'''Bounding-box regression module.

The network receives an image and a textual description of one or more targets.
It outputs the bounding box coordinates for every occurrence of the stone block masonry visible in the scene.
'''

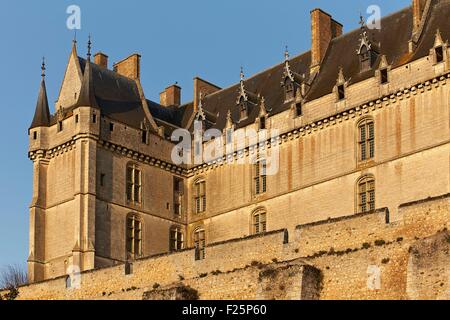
[3,194,449,300]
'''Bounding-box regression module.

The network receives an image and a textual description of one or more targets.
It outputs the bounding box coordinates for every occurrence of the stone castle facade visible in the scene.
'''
[21,0,449,299]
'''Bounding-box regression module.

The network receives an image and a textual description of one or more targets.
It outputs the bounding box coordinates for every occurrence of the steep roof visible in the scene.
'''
[30,78,51,130]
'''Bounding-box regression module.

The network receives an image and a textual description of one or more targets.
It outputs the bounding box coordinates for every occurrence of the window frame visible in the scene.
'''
[254,159,267,196]
[252,210,267,235]
[126,214,143,259]
[194,179,207,214]
[169,226,184,252]
[357,176,376,213]
[126,164,142,205]
[193,228,206,261]
[357,118,375,163]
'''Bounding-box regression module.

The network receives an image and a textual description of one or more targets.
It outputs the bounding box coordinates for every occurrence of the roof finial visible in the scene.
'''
[41,57,46,79]
[284,46,290,61]
[240,66,245,81]
[73,30,77,45]
[87,34,92,60]
[359,13,366,29]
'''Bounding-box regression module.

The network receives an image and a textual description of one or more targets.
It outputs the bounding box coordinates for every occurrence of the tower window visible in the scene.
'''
[357,176,376,213]
[358,119,375,162]
[380,69,389,84]
[252,211,267,235]
[126,215,142,258]
[100,173,105,187]
[126,165,142,204]
[436,46,444,63]
[194,180,206,214]
[170,226,184,252]
[92,114,97,123]
[33,131,37,140]
[75,115,79,123]
[58,121,63,132]
[337,85,345,100]
[254,160,267,195]
[194,228,206,261]
[109,123,114,132]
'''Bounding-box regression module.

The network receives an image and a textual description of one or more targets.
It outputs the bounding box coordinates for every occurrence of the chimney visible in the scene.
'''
[310,8,343,74]
[193,77,221,112]
[113,53,141,80]
[412,0,428,34]
[94,52,108,69]
[160,84,181,107]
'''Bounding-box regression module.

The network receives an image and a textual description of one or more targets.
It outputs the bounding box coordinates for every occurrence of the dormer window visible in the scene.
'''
[360,46,371,71]
[285,78,295,101]
[295,102,303,117]
[58,121,63,132]
[239,98,248,121]
[380,68,389,84]
[141,129,148,144]
[338,85,346,100]
[259,116,266,130]
[435,46,444,63]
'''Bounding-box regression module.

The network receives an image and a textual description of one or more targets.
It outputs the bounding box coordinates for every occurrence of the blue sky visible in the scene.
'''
[0,0,410,268]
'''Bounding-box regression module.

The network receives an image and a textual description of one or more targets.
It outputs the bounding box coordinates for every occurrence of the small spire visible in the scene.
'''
[87,34,92,60]
[284,46,290,61]
[41,57,46,79]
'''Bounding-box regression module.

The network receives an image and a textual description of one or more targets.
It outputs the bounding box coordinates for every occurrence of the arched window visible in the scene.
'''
[252,210,267,235]
[126,214,143,259]
[126,164,142,204]
[170,226,184,252]
[194,179,206,214]
[357,176,375,213]
[194,228,206,260]
[254,160,267,195]
[358,118,375,162]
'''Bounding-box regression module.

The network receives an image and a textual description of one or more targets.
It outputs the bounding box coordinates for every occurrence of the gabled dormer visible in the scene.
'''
[256,97,270,130]
[194,92,216,131]
[236,67,258,122]
[430,29,448,66]
[335,67,347,102]
[357,16,379,72]
[281,48,304,102]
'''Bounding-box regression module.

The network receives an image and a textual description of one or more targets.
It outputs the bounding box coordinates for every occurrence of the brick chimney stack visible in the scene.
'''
[310,8,343,74]
[412,0,428,34]
[160,84,181,107]
[113,53,141,80]
[94,52,108,69]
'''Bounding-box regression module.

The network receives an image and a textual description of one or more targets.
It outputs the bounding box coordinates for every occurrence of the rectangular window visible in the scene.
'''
[75,115,79,123]
[436,46,444,63]
[194,230,206,261]
[126,166,142,204]
[173,177,184,217]
[92,114,97,124]
[170,228,184,252]
[296,103,303,117]
[226,129,233,144]
[358,120,375,162]
[141,130,148,144]
[338,85,345,100]
[109,123,114,132]
[100,173,105,187]
[195,181,206,214]
[380,69,389,84]
[33,131,37,140]
[126,217,142,258]
[254,161,267,195]
[58,121,63,132]
[259,117,266,130]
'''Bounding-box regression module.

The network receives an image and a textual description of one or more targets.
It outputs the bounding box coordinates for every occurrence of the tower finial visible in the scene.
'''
[41,57,46,79]
[87,34,92,60]
[359,13,366,29]
[240,66,245,81]
[73,30,77,45]
[284,46,289,61]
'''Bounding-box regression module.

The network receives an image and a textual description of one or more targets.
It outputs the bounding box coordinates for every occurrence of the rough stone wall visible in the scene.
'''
[6,195,449,300]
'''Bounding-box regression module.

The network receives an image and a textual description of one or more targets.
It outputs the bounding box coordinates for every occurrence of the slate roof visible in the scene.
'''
[37,0,450,135]
[30,78,51,130]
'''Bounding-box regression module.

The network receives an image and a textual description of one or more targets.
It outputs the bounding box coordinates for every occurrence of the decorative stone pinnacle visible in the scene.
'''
[41,57,46,79]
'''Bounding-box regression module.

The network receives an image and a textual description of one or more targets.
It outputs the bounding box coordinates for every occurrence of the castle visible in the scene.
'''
[18,0,449,300]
